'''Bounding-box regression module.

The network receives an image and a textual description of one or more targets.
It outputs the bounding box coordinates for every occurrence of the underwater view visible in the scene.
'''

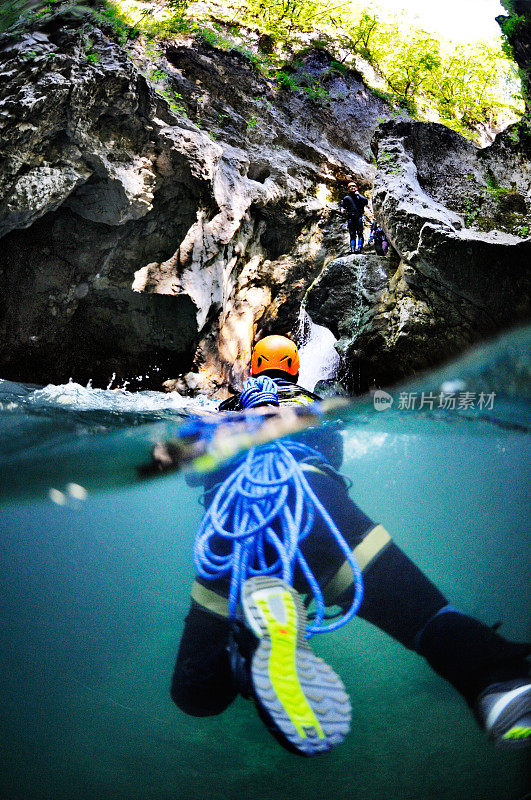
[1,326,529,800]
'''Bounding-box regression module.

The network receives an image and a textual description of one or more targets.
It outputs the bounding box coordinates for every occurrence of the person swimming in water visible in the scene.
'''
[169,335,531,756]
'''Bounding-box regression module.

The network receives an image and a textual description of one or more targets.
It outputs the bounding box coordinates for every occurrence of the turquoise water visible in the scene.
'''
[1,328,530,800]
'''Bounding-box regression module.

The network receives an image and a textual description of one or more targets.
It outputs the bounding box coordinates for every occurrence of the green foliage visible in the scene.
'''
[197,25,225,46]
[342,10,378,63]
[463,197,481,227]
[82,32,100,62]
[499,11,526,59]
[231,44,269,72]
[148,67,167,81]
[144,60,187,115]
[98,0,191,41]
[0,0,94,35]
[461,169,527,232]
[340,10,524,140]
[378,151,394,164]
[0,0,40,33]
[330,60,347,74]
[277,69,299,90]
[484,172,511,201]
[242,0,345,44]
[92,2,134,44]
[4,0,522,143]
[377,148,402,175]
[160,85,186,114]
[275,67,330,102]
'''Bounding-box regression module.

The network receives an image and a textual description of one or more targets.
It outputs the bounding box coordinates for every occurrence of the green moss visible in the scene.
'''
[484,171,512,201]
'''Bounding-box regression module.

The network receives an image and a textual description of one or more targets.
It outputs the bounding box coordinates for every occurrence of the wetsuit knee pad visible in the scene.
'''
[333,540,448,648]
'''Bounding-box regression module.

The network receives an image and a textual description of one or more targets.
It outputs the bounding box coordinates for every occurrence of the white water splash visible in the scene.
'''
[351,256,368,334]
[297,309,340,392]
[28,379,219,413]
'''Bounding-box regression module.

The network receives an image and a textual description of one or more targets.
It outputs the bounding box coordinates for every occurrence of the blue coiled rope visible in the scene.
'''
[194,438,364,638]
[240,375,280,409]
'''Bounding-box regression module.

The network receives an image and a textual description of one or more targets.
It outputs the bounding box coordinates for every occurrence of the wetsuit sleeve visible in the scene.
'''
[170,600,237,716]
[341,196,353,214]
[217,393,241,411]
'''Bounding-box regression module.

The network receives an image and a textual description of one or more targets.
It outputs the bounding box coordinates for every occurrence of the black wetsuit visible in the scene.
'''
[370,221,389,256]
[341,191,368,250]
[171,380,529,719]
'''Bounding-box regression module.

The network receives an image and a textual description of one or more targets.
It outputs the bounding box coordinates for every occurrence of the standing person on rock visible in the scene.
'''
[341,182,369,253]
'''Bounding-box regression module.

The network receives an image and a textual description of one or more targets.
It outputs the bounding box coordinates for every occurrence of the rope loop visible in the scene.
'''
[194,440,363,638]
[240,376,279,410]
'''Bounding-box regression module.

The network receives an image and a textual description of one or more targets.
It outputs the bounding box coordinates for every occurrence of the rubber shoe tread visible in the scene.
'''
[476,680,531,749]
[242,576,351,756]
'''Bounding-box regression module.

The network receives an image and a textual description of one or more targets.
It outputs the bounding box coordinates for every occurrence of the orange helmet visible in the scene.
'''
[251,335,300,377]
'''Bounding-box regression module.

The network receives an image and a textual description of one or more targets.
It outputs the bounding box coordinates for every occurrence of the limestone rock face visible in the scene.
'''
[0,9,529,394]
[0,12,389,391]
[305,254,391,341]
[0,20,211,386]
[305,253,393,390]
[332,119,531,390]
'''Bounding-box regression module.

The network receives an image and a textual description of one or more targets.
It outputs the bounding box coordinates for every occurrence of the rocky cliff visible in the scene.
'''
[307,119,530,390]
[0,8,395,392]
[0,5,529,395]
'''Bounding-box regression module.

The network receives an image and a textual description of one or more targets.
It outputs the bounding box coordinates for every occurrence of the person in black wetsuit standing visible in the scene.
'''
[341,182,368,253]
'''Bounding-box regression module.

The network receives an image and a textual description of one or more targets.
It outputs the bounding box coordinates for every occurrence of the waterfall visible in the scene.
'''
[351,256,368,334]
[297,309,340,392]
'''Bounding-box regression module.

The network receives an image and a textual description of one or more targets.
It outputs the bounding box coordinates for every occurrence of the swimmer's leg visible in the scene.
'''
[170,601,237,716]
[328,535,530,747]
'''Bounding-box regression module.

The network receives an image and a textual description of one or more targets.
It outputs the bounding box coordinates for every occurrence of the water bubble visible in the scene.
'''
[440,379,466,394]
[66,483,88,500]
[48,488,66,505]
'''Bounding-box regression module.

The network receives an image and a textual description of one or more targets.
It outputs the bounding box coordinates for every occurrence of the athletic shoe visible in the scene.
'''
[475,679,531,748]
[241,576,351,756]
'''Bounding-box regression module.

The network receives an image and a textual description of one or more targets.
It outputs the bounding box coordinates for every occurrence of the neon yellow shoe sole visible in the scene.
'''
[241,576,351,756]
